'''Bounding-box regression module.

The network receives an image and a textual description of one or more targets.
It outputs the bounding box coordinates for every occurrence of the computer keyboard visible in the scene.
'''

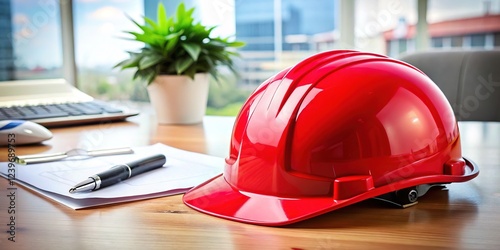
[0,101,138,127]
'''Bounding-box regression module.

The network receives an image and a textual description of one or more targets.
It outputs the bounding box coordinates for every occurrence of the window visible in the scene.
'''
[432,37,444,47]
[0,1,14,81]
[450,36,463,47]
[470,34,486,47]
[380,0,500,57]
[495,32,500,46]
[357,0,416,57]
[0,0,63,81]
[236,0,336,88]
[398,38,408,52]
[73,0,145,101]
[74,3,141,69]
[4,0,498,117]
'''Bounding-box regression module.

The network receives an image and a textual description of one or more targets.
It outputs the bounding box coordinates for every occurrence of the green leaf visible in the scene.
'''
[208,68,219,82]
[210,50,231,65]
[184,65,197,79]
[114,57,138,69]
[116,2,246,84]
[126,31,154,44]
[138,54,163,70]
[206,26,216,34]
[205,40,226,50]
[164,63,177,75]
[162,31,182,55]
[114,51,143,69]
[185,7,195,21]
[164,39,178,55]
[125,14,152,34]
[176,3,186,23]
[132,69,141,80]
[144,68,157,85]
[144,16,158,29]
[174,57,194,74]
[166,17,174,31]
[182,8,195,26]
[227,41,246,47]
[157,2,168,35]
[181,43,201,61]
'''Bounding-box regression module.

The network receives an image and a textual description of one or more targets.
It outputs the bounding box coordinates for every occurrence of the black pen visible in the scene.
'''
[69,154,166,193]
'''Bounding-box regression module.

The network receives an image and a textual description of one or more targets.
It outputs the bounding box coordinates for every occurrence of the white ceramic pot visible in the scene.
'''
[147,73,209,124]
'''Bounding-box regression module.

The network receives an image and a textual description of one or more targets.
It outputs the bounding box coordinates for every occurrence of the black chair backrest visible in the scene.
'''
[399,49,500,121]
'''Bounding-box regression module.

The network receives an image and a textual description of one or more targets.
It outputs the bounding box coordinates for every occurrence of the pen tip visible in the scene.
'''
[69,188,76,194]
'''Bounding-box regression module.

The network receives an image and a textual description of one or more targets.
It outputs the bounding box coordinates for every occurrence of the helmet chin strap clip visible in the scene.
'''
[374,184,448,208]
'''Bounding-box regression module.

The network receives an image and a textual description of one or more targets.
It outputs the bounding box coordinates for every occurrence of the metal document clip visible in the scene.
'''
[15,147,134,165]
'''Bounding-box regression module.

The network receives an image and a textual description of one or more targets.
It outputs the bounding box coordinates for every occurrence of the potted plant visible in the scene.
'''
[115,2,244,124]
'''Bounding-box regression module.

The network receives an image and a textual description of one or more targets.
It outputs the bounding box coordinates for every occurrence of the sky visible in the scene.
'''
[11,0,64,69]
[9,0,500,69]
[73,0,144,69]
[11,0,144,69]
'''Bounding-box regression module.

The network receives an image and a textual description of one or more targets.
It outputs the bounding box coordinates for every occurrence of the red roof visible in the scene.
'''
[384,14,500,40]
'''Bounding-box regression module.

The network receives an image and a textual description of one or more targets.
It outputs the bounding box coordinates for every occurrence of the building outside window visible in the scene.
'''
[2,0,500,116]
[451,35,463,47]
[470,34,486,47]
[383,0,500,57]
[432,37,443,47]
[0,0,14,81]
[73,0,145,102]
[1,0,63,81]
[235,0,336,88]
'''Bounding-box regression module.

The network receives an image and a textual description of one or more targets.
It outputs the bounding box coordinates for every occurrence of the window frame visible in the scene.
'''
[60,0,77,87]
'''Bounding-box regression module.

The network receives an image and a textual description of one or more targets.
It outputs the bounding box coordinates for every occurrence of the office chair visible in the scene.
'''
[399,49,500,121]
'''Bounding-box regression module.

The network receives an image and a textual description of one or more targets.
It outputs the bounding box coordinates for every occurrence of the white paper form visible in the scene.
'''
[0,143,224,209]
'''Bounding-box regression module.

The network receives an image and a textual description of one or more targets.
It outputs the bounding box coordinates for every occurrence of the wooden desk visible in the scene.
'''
[1,114,499,249]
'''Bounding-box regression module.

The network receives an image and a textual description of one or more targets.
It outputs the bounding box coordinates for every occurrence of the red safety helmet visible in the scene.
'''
[183,50,479,226]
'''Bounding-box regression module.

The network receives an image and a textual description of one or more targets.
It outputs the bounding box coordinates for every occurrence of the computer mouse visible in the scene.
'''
[0,120,53,146]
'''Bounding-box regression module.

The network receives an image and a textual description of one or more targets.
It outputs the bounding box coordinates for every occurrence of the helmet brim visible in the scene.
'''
[183,174,344,226]
[183,158,479,226]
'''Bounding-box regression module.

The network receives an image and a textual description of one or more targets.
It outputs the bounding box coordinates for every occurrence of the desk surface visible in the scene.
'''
[1,114,499,249]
